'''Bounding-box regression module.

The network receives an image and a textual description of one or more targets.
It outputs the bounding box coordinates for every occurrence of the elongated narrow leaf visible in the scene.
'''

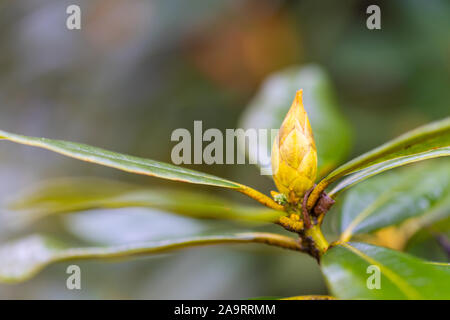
[239,65,352,177]
[321,242,450,299]
[308,117,450,208]
[0,129,283,210]
[329,147,450,197]
[338,161,450,242]
[0,232,301,283]
[7,178,283,224]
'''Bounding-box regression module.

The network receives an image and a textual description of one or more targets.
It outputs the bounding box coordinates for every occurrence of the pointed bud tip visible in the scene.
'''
[293,90,303,108]
[291,90,306,116]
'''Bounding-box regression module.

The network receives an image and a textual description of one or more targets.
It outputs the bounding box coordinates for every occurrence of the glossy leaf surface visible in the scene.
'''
[321,242,450,299]
[0,129,282,210]
[308,117,450,209]
[338,161,450,242]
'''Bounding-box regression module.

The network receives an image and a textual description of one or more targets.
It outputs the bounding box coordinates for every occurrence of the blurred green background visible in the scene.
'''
[0,0,449,299]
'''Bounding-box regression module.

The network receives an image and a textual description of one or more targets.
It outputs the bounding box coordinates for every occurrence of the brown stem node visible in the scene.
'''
[313,192,335,217]
[301,186,315,229]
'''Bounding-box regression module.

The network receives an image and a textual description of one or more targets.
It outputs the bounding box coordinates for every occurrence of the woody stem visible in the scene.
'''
[304,225,329,257]
[301,187,314,229]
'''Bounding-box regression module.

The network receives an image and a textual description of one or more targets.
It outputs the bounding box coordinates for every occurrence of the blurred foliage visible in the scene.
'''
[0,0,449,298]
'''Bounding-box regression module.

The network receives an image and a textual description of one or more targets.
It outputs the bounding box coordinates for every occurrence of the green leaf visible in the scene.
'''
[0,232,301,283]
[0,129,283,211]
[329,147,450,197]
[239,64,352,177]
[338,161,450,242]
[321,242,450,299]
[405,228,450,262]
[403,216,450,261]
[8,178,284,224]
[308,117,450,209]
[0,130,239,187]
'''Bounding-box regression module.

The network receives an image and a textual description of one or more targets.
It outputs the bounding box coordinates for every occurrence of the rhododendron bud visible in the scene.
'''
[272,90,317,203]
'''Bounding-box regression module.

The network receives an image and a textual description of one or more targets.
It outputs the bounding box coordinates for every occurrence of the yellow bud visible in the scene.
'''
[271,90,317,203]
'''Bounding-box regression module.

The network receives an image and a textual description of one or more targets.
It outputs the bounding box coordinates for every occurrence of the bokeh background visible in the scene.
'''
[0,0,449,299]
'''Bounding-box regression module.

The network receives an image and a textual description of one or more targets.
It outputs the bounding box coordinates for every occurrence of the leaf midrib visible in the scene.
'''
[340,175,417,241]
[0,130,240,188]
[326,118,450,182]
